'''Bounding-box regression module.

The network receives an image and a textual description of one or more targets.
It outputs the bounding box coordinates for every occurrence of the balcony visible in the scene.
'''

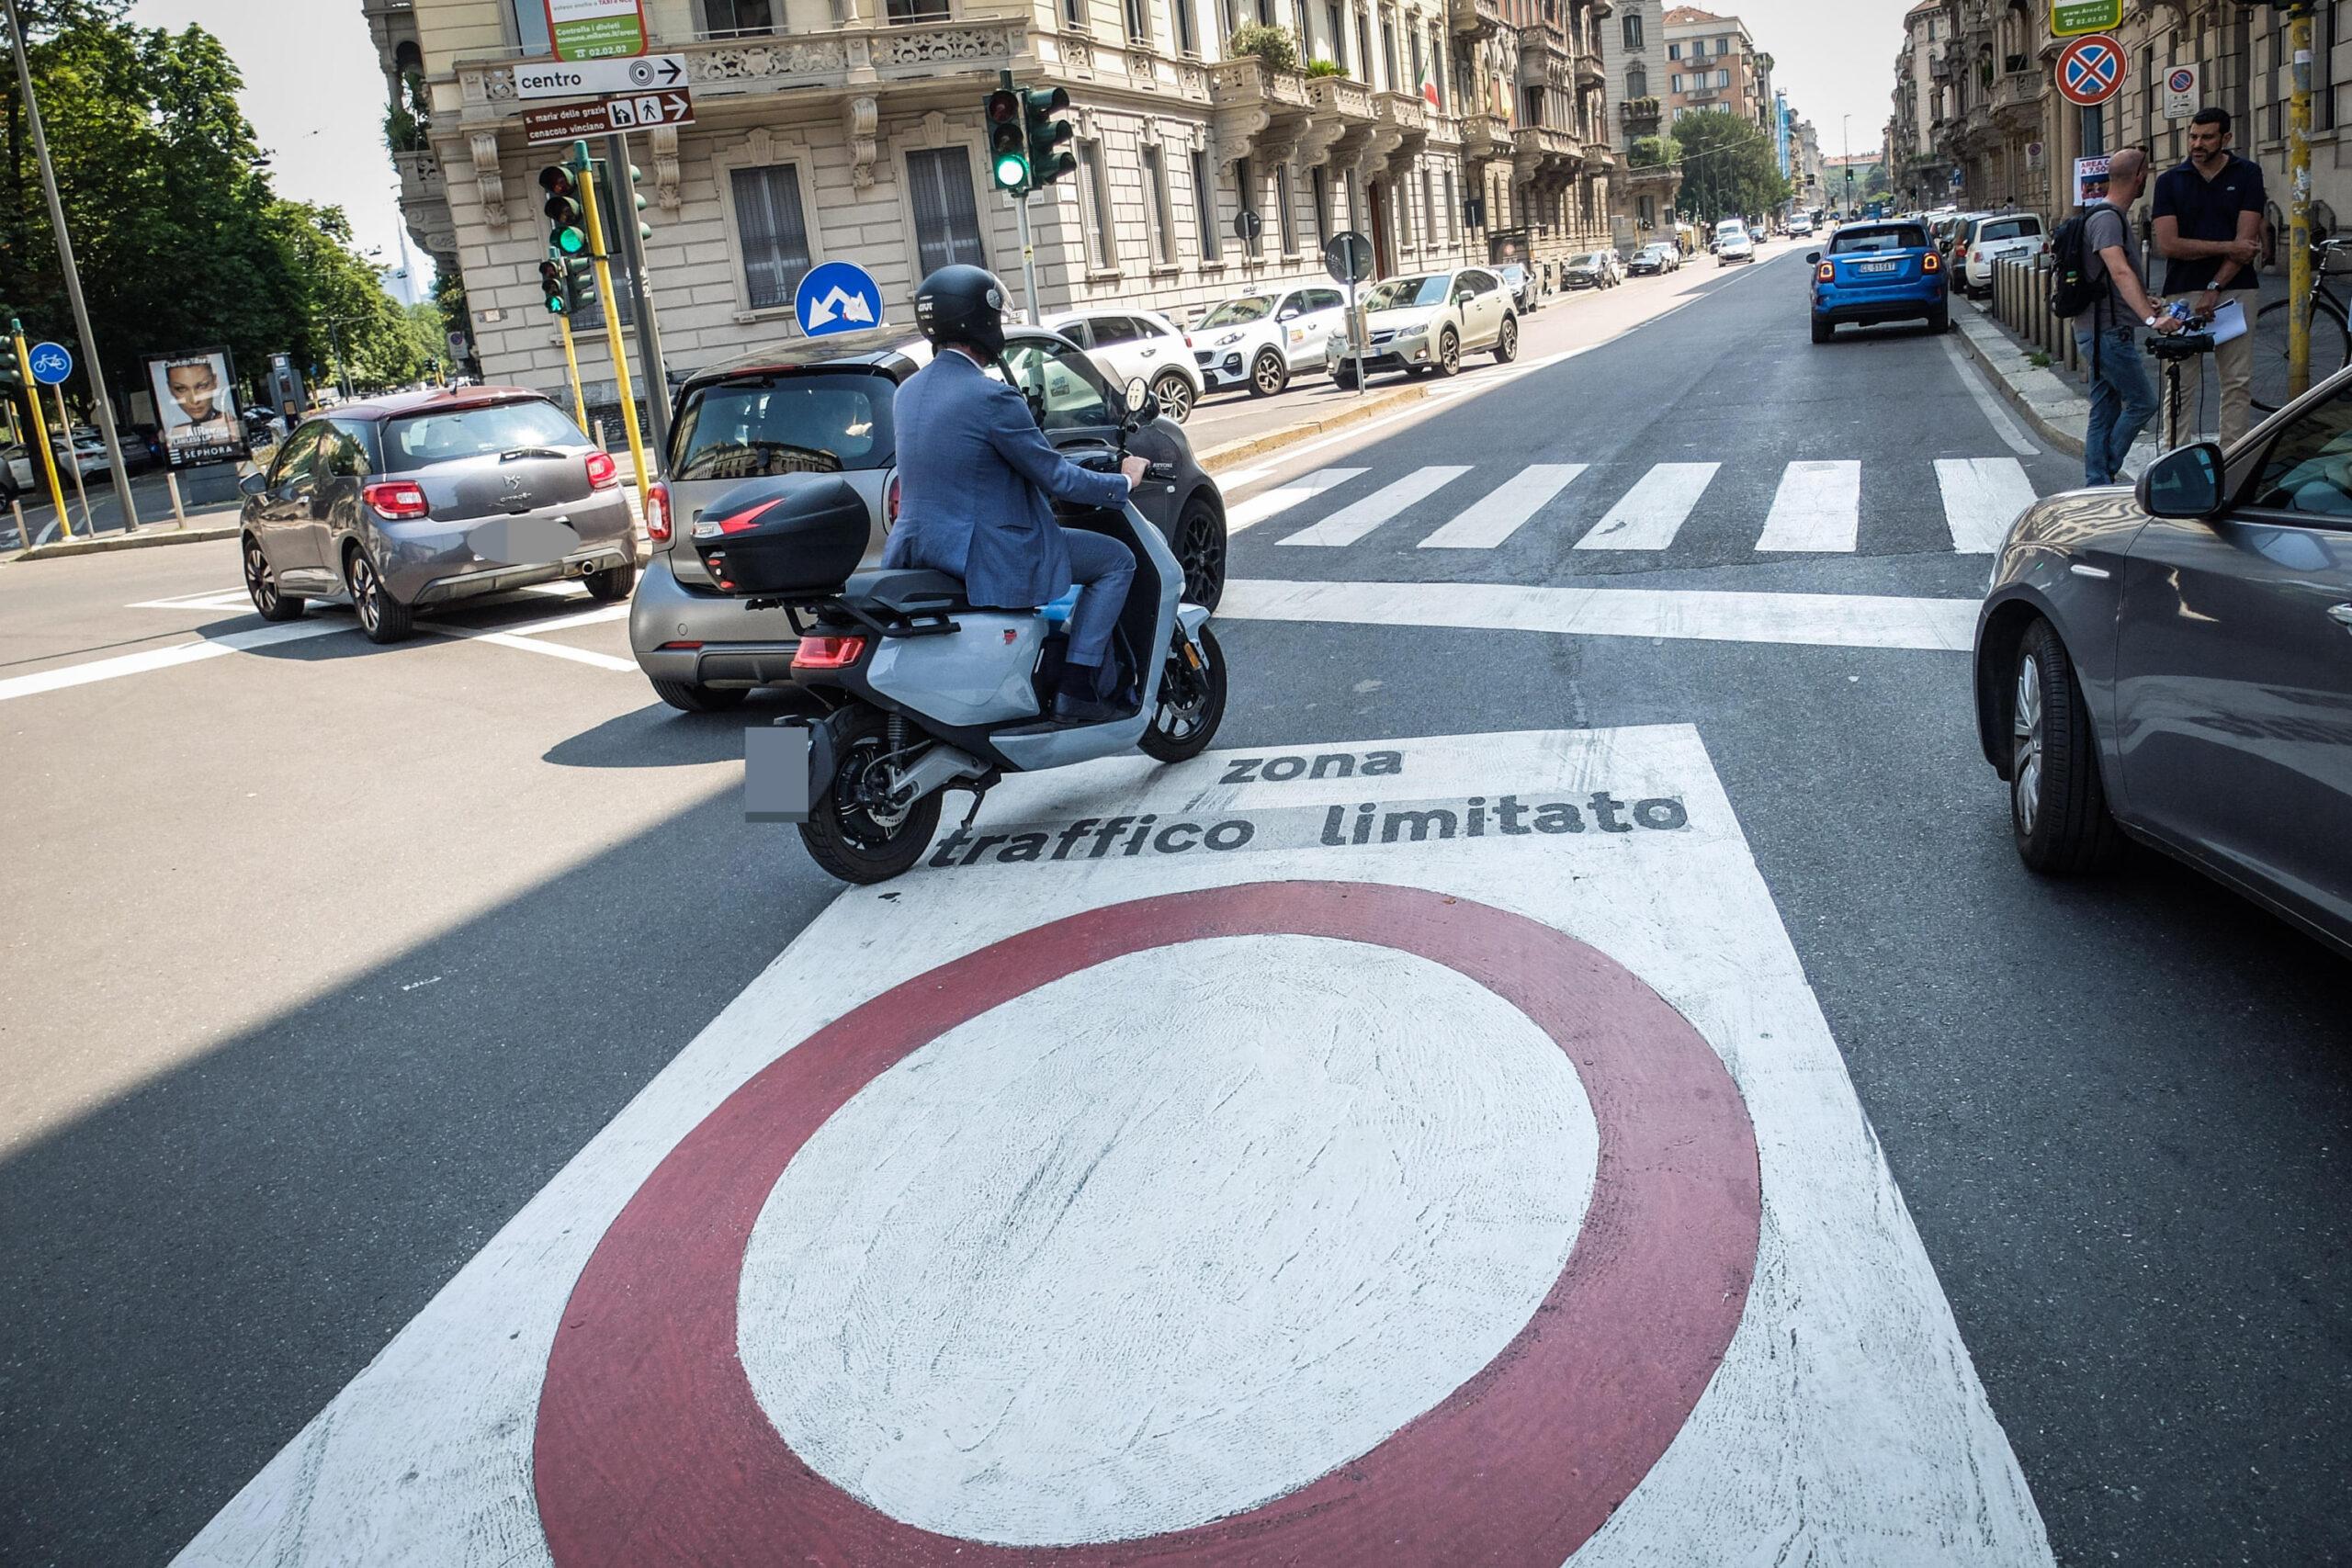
[1513,123,1584,186]
[1450,0,1504,37]
[1461,108,1511,162]
[1619,94,1660,133]
[1989,68,2039,124]
[1300,75,1374,165]
[1518,29,1569,88]
[1575,55,1604,89]
[1208,56,1315,164]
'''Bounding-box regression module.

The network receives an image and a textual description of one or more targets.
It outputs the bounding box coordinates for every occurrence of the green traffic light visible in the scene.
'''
[993,152,1030,190]
[556,226,587,254]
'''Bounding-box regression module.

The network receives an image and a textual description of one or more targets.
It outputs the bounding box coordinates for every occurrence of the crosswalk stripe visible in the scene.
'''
[1417,464,1588,549]
[1226,468,1365,536]
[1572,463,1721,551]
[1279,466,1472,547]
[1754,460,1862,553]
[1936,457,2038,553]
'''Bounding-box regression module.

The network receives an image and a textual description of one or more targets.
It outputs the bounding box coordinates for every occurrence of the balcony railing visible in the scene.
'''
[1449,0,1504,35]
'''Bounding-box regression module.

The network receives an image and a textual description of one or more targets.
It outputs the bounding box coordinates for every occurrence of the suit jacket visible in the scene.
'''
[881,350,1131,608]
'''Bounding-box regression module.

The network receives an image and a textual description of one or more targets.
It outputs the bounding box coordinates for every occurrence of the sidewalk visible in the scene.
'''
[1951,297,2174,479]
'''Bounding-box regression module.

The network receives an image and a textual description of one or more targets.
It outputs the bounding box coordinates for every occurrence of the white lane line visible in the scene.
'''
[1417,465,1587,549]
[1572,462,1722,551]
[1754,460,1862,553]
[418,623,638,671]
[1226,468,1365,535]
[0,620,349,702]
[1936,457,2040,554]
[1212,464,1277,491]
[1278,465,1471,547]
[1218,578,1977,652]
[128,589,254,609]
[492,603,632,638]
[1939,333,2041,457]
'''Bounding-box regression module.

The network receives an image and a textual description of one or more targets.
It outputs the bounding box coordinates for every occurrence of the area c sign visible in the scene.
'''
[2051,0,2121,39]
[545,0,646,62]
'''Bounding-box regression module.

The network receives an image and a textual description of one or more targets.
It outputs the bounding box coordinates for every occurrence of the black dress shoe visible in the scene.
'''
[1052,692,1126,724]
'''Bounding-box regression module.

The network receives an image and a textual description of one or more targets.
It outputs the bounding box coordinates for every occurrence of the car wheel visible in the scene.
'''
[1173,491,1227,610]
[583,561,638,603]
[1811,316,1834,344]
[1494,314,1520,365]
[1434,328,1462,377]
[1151,370,1196,423]
[243,534,307,622]
[1248,350,1287,398]
[1332,364,1359,391]
[2009,619,2122,874]
[650,676,747,713]
[1929,306,1951,334]
[345,544,413,644]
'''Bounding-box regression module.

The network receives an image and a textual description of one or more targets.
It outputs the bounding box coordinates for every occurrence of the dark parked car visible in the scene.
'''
[1973,375,2352,960]
[237,387,637,644]
[629,326,1229,713]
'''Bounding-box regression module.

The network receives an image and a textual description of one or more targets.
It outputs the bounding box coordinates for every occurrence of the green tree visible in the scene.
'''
[1668,107,1791,223]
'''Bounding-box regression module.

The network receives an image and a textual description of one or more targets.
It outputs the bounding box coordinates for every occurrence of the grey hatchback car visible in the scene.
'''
[237,388,637,643]
[1973,368,2352,961]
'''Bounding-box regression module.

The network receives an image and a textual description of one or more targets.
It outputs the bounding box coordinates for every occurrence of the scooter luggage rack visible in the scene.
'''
[742,588,962,640]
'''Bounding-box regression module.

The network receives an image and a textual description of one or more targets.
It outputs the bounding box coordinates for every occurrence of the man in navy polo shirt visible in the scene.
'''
[2153,106,2266,444]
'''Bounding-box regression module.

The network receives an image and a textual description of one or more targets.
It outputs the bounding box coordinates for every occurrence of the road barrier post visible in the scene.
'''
[8,497,24,549]
[164,468,187,528]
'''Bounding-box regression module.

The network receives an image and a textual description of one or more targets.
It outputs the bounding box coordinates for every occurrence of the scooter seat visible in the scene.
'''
[838,568,968,614]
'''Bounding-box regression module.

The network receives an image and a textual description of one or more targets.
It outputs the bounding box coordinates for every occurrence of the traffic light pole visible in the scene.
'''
[555,313,588,432]
[606,131,670,465]
[2290,1,2315,400]
[572,145,651,501]
[3,0,136,530]
[1015,194,1042,326]
[11,326,70,537]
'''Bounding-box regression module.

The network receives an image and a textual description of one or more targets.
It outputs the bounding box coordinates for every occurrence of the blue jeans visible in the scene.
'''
[1061,529,1136,674]
[2075,325,2159,487]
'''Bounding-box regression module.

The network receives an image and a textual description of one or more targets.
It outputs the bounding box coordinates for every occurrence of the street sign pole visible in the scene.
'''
[606,130,670,465]
[1015,195,1041,327]
[10,326,69,537]
[2,0,136,530]
[51,380,89,532]
[573,143,651,500]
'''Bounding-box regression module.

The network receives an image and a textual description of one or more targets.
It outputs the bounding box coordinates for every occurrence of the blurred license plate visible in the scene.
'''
[744,724,813,823]
[1858,260,1898,275]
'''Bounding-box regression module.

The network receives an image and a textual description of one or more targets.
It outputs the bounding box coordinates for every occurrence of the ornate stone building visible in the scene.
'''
[1600,0,1680,247]
[363,0,1616,401]
[1886,0,1955,209]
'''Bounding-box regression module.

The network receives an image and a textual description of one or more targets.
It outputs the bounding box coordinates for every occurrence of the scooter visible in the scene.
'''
[715,378,1227,884]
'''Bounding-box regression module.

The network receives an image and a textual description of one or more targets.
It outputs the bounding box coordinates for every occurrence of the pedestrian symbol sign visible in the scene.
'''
[794,261,883,339]
[27,341,72,386]
[2055,33,2124,107]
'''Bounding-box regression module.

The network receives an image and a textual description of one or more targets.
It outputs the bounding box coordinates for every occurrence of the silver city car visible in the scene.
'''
[236,389,638,643]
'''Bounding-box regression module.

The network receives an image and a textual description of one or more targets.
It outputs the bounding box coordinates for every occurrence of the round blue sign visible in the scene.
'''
[793,262,883,339]
[28,341,72,386]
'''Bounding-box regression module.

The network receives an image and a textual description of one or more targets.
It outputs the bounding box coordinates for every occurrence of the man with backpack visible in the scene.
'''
[2053,148,2184,487]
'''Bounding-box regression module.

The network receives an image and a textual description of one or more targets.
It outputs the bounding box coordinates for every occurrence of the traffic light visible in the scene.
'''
[620,161,651,244]
[539,164,588,256]
[567,256,599,314]
[1023,85,1074,187]
[538,256,573,315]
[985,87,1027,193]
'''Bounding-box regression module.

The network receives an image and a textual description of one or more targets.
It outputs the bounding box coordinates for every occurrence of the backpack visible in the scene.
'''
[2048,201,2119,318]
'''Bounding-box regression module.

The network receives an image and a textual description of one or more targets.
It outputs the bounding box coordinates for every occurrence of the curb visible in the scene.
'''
[1952,301,2087,458]
[1196,384,1429,471]
[10,519,240,562]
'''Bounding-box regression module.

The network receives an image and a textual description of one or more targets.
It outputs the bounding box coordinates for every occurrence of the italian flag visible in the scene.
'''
[1420,58,1441,111]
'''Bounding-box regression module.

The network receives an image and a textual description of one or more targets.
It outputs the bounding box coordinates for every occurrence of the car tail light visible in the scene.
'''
[884,471,901,530]
[585,450,618,490]
[791,635,867,671]
[645,480,673,542]
[658,640,703,650]
[362,480,428,520]
[1922,251,1940,273]
[1815,262,1835,282]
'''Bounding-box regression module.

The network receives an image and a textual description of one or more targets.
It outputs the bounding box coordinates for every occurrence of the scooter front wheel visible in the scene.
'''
[798,707,943,884]
[1140,626,1228,763]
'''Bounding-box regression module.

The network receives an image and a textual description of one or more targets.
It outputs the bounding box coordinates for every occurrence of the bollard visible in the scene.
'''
[164,468,187,529]
[8,496,23,550]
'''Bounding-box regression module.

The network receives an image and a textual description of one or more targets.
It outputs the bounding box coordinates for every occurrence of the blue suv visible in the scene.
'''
[1809,220,1948,343]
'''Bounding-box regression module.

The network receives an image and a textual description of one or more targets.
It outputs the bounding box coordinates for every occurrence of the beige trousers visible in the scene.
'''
[2164,314,2256,446]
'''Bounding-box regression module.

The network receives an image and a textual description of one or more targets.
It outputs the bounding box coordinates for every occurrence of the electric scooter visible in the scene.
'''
[712,378,1227,884]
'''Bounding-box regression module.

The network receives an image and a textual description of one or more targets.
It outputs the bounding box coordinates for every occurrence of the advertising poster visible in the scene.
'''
[2074,154,2112,207]
[145,347,243,469]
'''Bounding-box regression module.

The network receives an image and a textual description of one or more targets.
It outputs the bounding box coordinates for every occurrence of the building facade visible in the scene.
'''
[364,0,1619,404]
[1660,6,1768,131]
[1600,0,1680,244]
[1886,0,1955,209]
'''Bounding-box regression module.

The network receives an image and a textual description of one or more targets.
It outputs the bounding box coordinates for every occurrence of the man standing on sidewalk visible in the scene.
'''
[2077,149,2184,488]
[2153,107,2265,444]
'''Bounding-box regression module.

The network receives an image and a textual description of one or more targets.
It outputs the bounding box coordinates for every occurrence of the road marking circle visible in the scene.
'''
[534,880,1761,1565]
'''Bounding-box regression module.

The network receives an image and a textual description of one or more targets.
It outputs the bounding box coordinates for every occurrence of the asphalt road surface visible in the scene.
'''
[2,245,2346,1567]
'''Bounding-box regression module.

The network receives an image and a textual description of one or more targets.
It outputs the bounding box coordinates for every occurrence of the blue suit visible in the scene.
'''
[883,353,1136,674]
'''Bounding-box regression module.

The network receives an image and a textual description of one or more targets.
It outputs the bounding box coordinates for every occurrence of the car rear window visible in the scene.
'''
[671,371,893,480]
[380,400,582,472]
[1831,226,1928,254]
[1975,218,2038,242]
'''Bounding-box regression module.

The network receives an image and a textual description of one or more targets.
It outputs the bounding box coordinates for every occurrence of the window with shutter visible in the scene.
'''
[907,147,985,274]
[730,164,813,311]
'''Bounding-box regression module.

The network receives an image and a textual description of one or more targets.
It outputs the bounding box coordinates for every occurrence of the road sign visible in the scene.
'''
[446,330,469,362]
[521,90,692,145]
[2165,63,2200,120]
[794,261,882,338]
[514,53,686,100]
[2055,33,2125,107]
[2050,0,2120,39]
[27,341,71,386]
[1324,229,1374,284]
[546,0,646,62]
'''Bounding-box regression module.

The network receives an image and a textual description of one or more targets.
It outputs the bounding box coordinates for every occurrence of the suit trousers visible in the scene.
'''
[2165,320,2256,446]
[1062,529,1136,676]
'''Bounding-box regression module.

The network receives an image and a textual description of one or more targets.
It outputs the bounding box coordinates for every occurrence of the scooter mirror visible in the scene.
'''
[1123,376,1150,414]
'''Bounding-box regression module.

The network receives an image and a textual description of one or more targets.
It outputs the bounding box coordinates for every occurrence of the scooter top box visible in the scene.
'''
[692,474,869,596]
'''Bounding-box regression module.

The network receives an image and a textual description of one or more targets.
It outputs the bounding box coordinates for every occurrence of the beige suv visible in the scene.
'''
[1325,267,1518,388]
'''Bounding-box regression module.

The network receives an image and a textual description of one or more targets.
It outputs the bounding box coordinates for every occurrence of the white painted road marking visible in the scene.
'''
[1224,468,1364,534]
[1937,457,2039,554]
[1218,579,1979,651]
[0,620,349,703]
[1754,459,1863,552]
[177,726,2052,1568]
[1277,465,1470,547]
[1573,461,1722,551]
[1416,463,1587,549]
[1939,331,2042,457]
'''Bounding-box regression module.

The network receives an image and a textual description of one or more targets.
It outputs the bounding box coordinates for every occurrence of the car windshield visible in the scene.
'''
[1365,276,1449,310]
[671,371,892,479]
[380,400,582,472]
[1573,253,1606,266]
[1831,225,1928,254]
[1200,296,1277,327]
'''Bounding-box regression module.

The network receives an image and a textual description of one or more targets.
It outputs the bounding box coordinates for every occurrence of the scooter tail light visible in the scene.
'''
[645,480,673,542]
[792,635,867,671]
[584,450,619,490]
[362,480,429,520]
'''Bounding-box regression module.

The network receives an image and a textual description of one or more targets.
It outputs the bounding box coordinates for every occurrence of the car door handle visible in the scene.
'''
[1140,347,1156,357]
[2328,603,2352,630]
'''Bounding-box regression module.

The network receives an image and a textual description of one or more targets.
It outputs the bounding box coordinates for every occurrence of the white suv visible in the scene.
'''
[1043,308,1205,423]
[1324,267,1519,388]
[1188,286,1351,398]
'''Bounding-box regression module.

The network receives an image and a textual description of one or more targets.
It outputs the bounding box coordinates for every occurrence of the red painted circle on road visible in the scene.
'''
[535,881,1761,1566]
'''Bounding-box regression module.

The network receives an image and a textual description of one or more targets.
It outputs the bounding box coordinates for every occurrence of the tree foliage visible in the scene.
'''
[0,6,420,414]
[1667,107,1791,223]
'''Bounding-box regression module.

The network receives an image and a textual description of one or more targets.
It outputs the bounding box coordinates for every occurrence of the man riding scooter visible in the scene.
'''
[884,265,1150,724]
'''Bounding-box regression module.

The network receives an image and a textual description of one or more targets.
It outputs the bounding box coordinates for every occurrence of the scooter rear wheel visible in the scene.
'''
[1140,626,1227,763]
[798,707,943,884]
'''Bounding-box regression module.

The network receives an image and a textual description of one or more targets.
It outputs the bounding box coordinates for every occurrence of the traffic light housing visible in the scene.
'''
[538,256,573,315]
[539,164,588,256]
[1023,86,1074,187]
[620,162,651,244]
[985,87,1027,193]
[567,256,599,314]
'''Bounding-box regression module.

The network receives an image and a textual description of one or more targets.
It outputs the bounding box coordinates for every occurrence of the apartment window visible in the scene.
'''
[1327,1,1347,67]
[1125,0,1148,39]
[1715,33,1729,51]
[1068,0,1086,27]
[907,146,985,273]
[1174,0,1195,52]
[1382,16,1398,89]
[1354,10,1373,79]
[729,164,813,310]
[1079,141,1115,269]
[1627,65,1646,97]
[1236,155,1261,254]
[1623,11,1642,49]
[1141,144,1177,263]
[887,0,950,21]
[1666,40,1679,59]
[1442,169,1455,243]
[701,0,774,36]
[505,0,552,51]
[1275,162,1297,251]
[1525,85,1543,124]
[1192,147,1221,261]
[1419,167,1435,254]
[1311,164,1331,243]
[1408,31,1424,101]
[1427,25,1445,107]
[1715,68,1729,88]
[1669,73,1680,94]
[1257,0,1274,24]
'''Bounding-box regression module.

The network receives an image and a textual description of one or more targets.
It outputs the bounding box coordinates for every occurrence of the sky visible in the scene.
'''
[126,0,431,302]
[1717,0,1921,158]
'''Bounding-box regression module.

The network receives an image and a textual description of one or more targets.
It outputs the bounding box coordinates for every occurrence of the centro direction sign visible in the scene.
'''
[2051,0,2121,39]
[515,53,685,99]
[545,0,646,62]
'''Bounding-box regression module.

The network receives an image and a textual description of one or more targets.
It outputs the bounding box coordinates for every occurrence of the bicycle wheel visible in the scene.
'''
[2249,295,2352,414]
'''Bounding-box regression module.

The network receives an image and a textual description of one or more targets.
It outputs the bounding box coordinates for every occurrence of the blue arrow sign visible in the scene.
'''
[794,261,882,339]
[28,341,73,386]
